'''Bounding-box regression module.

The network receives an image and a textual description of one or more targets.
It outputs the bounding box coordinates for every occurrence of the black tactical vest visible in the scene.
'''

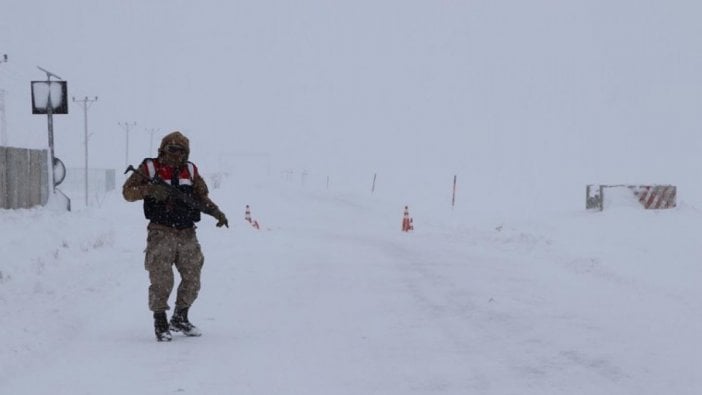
[142,159,201,229]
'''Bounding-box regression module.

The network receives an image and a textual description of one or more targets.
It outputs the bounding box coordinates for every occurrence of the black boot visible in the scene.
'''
[170,306,202,337]
[154,311,172,342]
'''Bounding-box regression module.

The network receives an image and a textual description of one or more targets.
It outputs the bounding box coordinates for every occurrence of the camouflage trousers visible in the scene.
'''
[144,223,205,312]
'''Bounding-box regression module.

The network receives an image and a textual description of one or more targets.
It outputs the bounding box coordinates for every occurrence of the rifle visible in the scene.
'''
[124,164,215,216]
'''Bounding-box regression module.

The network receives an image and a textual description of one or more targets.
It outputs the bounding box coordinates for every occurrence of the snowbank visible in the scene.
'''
[1,178,701,394]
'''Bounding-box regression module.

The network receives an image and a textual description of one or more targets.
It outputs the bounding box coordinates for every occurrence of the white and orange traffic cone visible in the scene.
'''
[245,205,252,223]
[402,206,414,232]
[245,205,261,230]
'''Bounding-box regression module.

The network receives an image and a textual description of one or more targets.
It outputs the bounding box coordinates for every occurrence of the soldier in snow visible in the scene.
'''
[123,131,228,342]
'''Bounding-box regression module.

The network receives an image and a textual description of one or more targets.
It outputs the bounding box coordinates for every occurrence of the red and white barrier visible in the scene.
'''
[630,185,677,209]
[586,184,677,210]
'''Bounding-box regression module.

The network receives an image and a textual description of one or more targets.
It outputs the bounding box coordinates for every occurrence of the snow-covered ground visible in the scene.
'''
[1,176,701,394]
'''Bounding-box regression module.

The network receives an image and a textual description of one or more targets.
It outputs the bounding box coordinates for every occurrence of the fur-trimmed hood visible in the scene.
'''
[157,131,190,165]
[158,131,190,155]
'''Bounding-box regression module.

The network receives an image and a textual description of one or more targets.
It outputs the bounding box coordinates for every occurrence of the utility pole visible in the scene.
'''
[146,127,159,156]
[0,89,6,147]
[118,121,136,168]
[452,174,457,208]
[73,96,98,207]
[0,54,8,146]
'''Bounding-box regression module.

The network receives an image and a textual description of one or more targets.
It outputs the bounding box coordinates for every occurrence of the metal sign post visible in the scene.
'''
[31,66,68,199]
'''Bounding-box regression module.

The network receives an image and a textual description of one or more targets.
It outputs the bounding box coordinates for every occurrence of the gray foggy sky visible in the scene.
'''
[2,0,701,208]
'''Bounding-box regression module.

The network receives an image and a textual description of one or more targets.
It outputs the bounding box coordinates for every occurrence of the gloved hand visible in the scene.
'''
[144,184,171,202]
[214,210,229,228]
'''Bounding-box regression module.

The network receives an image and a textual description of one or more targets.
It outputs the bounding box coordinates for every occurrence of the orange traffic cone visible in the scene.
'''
[402,206,414,232]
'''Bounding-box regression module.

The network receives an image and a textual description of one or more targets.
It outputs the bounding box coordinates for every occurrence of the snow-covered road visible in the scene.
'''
[1,180,701,394]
